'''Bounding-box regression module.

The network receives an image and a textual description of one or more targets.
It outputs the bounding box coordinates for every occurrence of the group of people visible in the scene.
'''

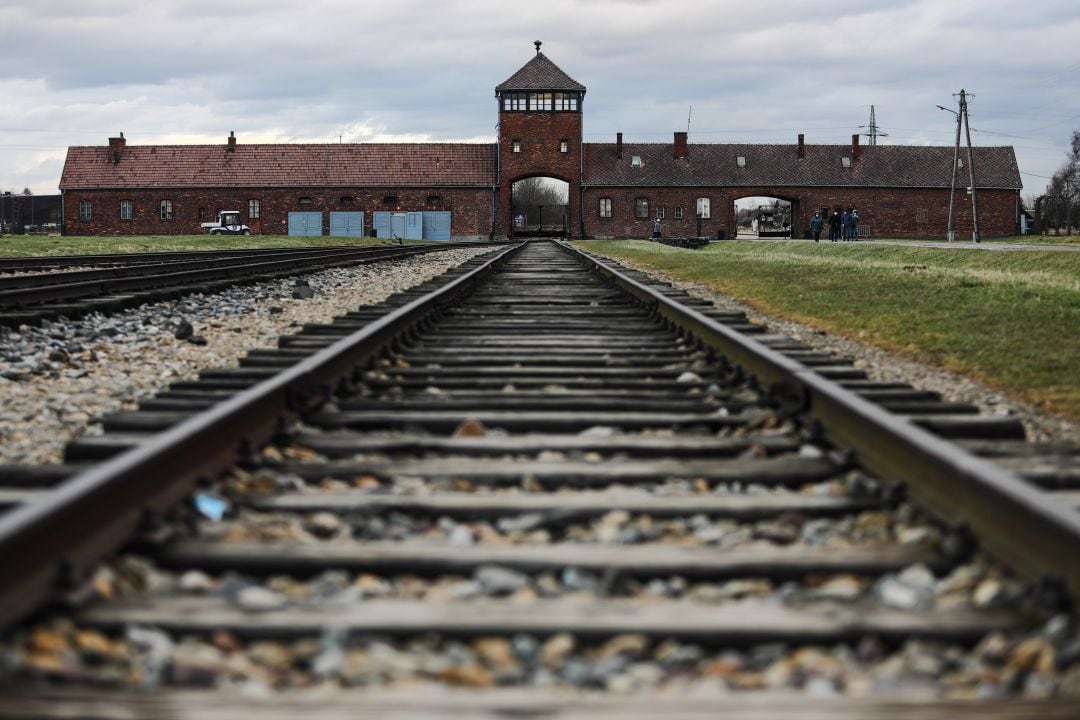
[809,208,859,242]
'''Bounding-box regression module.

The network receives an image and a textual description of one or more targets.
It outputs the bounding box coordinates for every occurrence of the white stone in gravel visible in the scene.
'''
[235,586,290,612]
[178,570,215,594]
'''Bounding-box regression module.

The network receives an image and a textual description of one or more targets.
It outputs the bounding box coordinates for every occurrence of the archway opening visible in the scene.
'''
[734,196,796,239]
[511,177,569,237]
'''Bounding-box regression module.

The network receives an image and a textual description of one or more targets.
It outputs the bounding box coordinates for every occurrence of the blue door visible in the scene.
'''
[390,213,406,239]
[405,212,423,240]
[422,211,452,240]
[329,211,364,237]
[372,211,391,239]
[287,212,323,236]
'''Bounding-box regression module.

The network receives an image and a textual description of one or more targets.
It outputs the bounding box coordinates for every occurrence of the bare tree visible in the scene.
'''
[1046,130,1080,235]
[512,178,568,229]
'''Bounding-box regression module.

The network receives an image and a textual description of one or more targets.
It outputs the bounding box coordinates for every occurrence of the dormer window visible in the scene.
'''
[736,156,746,167]
[631,155,642,167]
[957,158,964,168]
[841,157,852,168]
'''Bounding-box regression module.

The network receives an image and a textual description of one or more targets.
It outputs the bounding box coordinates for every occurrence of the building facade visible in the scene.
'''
[59,46,1022,240]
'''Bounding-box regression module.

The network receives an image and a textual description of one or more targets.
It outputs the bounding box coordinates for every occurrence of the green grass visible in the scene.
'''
[0,234,415,257]
[578,239,1080,420]
[875,234,1080,246]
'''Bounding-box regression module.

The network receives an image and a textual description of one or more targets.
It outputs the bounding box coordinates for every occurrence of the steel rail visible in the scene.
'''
[0,242,489,308]
[0,244,423,272]
[0,245,450,291]
[565,241,1080,598]
[0,241,523,631]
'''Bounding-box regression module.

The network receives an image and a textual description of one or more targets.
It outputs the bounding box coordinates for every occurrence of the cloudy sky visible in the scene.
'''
[2,0,1078,198]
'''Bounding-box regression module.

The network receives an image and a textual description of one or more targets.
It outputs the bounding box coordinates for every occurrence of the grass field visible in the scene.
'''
[0,234,408,256]
[579,239,1080,420]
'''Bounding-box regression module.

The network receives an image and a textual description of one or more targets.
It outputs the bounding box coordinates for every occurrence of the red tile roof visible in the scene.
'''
[60,143,497,190]
[495,53,586,93]
[583,143,1022,189]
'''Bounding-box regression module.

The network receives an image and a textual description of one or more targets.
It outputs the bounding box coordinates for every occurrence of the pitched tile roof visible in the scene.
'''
[495,52,586,93]
[583,143,1022,189]
[60,143,497,190]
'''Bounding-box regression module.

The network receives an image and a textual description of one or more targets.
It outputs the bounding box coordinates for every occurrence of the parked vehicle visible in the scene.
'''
[201,210,252,235]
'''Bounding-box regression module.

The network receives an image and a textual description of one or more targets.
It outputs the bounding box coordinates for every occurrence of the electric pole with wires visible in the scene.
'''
[937,90,981,243]
[859,105,888,146]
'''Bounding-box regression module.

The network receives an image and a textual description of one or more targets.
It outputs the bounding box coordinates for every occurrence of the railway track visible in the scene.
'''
[1,239,1079,717]
[0,242,489,327]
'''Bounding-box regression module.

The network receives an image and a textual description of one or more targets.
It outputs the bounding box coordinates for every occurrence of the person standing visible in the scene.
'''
[828,209,841,241]
[849,209,859,241]
[652,216,662,239]
[810,211,823,242]
[841,209,851,241]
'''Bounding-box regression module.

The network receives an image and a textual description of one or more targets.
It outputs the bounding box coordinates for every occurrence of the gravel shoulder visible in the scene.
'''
[0,248,492,465]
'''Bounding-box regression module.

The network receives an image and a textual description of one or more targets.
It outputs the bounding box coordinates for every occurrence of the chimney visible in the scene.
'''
[674,131,688,159]
[616,132,623,159]
[227,130,237,152]
[108,132,126,164]
[851,133,860,161]
[797,134,805,158]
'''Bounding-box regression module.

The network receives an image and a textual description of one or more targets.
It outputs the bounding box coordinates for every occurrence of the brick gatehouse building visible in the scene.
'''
[59,44,1022,240]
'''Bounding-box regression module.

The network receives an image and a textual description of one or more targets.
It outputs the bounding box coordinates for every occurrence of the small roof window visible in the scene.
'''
[841,157,852,168]
[631,155,643,167]
[736,156,746,167]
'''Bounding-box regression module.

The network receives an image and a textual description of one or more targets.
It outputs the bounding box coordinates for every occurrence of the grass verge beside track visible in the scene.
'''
[0,235,419,256]
[579,239,1080,420]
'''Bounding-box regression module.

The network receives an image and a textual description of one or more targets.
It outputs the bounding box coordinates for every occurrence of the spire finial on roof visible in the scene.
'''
[534,40,542,55]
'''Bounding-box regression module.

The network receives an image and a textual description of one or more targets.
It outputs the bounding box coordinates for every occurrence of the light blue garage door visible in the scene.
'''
[330,211,365,237]
[288,212,323,236]
[372,211,391,239]
[422,211,452,240]
[405,212,423,240]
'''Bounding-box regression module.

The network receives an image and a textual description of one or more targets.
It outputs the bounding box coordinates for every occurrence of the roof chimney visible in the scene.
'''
[674,131,688,159]
[108,132,125,164]
[797,134,805,158]
[851,133,860,161]
[227,130,236,152]
[616,132,623,159]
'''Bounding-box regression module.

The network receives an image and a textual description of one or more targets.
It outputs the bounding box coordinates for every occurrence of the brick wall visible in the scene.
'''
[582,186,1019,239]
[62,187,495,237]
[498,109,582,236]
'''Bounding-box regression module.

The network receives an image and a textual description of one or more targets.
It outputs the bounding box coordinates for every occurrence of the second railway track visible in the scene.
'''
[1,239,1079,717]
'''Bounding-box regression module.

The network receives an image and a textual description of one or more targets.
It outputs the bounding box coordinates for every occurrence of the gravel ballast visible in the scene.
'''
[0,248,492,465]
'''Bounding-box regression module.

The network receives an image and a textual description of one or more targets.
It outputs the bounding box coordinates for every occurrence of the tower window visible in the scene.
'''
[553,92,579,111]
[502,92,527,111]
[512,140,521,153]
[560,140,569,153]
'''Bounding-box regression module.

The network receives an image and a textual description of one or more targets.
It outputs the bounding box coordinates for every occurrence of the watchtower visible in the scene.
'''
[495,41,586,237]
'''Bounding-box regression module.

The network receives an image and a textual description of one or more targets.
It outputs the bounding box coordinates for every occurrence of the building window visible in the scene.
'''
[528,92,552,111]
[635,198,649,219]
[426,195,442,205]
[560,140,569,153]
[841,157,852,168]
[160,199,173,220]
[338,196,353,206]
[249,199,261,218]
[119,200,132,220]
[198,208,207,222]
[696,198,711,219]
[736,156,746,167]
[656,207,665,220]
[553,92,579,111]
[502,92,527,111]
[917,208,929,222]
[78,200,92,221]
[382,195,398,205]
[298,196,314,205]
[631,155,643,167]
[599,198,612,218]
[512,140,521,153]
[674,206,684,219]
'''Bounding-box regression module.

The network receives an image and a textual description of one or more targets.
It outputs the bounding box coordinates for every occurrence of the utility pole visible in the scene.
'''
[938,92,968,242]
[960,90,981,243]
